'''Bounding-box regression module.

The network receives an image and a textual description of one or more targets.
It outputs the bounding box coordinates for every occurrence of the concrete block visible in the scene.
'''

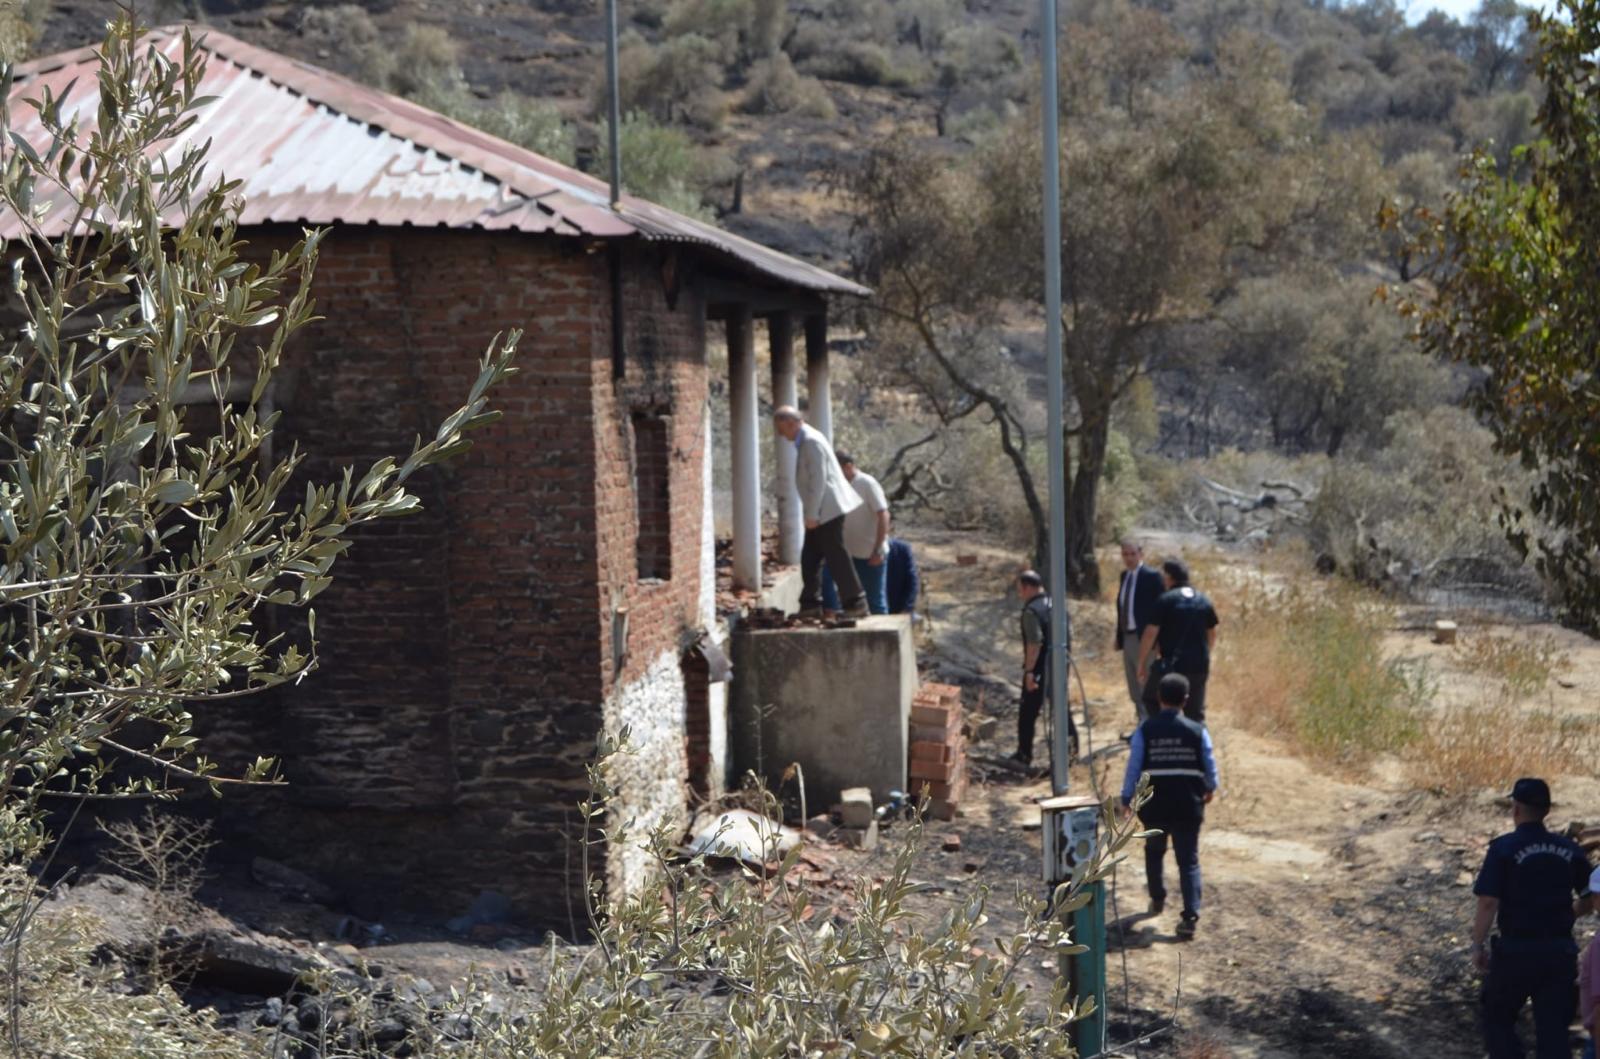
[839,787,874,829]
[840,820,879,851]
[1433,620,1458,645]
[964,714,998,742]
[731,615,916,814]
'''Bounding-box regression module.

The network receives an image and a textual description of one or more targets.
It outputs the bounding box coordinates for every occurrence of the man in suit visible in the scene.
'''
[774,406,867,618]
[1114,539,1165,727]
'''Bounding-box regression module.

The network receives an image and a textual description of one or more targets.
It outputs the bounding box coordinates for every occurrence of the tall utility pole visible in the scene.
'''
[1040,0,1071,798]
[604,0,622,207]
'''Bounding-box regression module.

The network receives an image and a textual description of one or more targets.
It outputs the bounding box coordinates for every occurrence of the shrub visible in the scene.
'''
[1307,406,1536,591]
[799,40,920,87]
[0,0,49,61]
[597,111,722,218]
[741,53,835,118]
[663,0,785,67]
[1455,632,1569,699]
[1406,700,1595,798]
[609,32,728,130]
[1214,575,1428,766]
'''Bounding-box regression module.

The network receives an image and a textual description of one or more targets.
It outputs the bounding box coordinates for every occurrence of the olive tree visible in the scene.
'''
[1397,0,1600,631]
[0,20,517,863]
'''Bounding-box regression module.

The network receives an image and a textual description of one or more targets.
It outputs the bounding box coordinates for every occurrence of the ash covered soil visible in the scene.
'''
[906,530,1600,1057]
[38,531,1600,1055]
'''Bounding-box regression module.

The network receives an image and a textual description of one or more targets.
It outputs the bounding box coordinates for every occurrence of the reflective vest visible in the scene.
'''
[1137,710,1209,823]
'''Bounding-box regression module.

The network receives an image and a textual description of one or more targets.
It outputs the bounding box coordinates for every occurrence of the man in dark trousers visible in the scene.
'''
[1137,559,1219,724]
[773,406,866,618]
[885,538,919,616]
[1120,673,1219,940]
[1472,777,1593,1059]
[1114,538,1165,729]
[1013,569,1074,769]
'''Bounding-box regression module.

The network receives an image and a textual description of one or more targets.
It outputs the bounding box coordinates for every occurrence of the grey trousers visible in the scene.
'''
[1122,635,1148,725]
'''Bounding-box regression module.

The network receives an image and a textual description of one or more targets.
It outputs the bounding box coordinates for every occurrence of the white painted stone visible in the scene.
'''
[604,649,689,895]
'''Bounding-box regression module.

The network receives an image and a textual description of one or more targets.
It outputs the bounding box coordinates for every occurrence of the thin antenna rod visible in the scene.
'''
[605,0,622,208]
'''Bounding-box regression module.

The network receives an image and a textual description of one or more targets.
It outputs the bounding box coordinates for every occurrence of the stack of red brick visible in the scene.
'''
[909,682,966,821]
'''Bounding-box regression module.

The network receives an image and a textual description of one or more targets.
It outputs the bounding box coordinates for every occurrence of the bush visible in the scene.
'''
[664,0,786,67]
[1455,632,1569,699]
[597,112,723,218]
[741,53,836,118]
[610,32,729,130]
[1406,701,1596,798]
[0,0,49,61]
[1307,405,1536,590]
[1214,574,1428,766]
[799,40,921,87]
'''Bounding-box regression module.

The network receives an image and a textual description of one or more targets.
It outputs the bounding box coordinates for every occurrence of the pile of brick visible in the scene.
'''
[909,682,967,821]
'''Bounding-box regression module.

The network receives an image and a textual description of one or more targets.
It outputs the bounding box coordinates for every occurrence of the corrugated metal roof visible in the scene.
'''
[4,26,868,297]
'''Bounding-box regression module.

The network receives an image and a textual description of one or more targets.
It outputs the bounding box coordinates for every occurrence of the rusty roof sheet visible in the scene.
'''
[4,27,868,297]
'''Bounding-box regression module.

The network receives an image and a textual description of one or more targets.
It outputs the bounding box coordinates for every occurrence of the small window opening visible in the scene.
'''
[632,412,672,581]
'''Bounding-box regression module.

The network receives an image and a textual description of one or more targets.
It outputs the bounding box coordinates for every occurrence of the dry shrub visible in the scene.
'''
[99,809,214,988]
[1406,699,1596,797]
[742,53,836,118]
[1211,573,1427,766]
[1455,632,1569,698]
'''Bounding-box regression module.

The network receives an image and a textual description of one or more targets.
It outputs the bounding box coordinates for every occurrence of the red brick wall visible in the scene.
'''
[197,227,711,926]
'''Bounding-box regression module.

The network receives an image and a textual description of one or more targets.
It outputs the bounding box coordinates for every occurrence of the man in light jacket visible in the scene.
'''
[774,406,867,618]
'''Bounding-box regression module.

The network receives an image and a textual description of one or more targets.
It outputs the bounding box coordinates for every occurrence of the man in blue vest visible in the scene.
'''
[1472,777,1593,1059]
[1120,673,1219,940]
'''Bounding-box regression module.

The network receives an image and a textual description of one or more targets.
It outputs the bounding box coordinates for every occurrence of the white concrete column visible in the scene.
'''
[805,313,832,442]
[769,313,802,566]
[728,307,762,591]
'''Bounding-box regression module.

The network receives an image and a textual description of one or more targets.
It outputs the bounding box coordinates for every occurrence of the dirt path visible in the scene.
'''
[909,529,1600,1057]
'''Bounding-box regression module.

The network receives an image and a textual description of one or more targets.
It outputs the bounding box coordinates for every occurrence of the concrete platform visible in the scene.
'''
[730,615,915,813]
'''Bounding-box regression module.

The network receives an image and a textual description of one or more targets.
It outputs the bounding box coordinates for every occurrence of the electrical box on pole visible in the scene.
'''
[1040,794,1106,1056]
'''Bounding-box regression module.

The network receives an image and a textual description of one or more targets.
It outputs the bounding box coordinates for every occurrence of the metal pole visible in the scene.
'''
[605,0,622,207]
[1040,0,1070,797]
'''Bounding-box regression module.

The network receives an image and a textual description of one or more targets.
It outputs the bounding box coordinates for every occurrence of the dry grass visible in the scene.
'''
[1208,570,1426,768]
[1455,632,1570,699]
[1405,696,1597,797]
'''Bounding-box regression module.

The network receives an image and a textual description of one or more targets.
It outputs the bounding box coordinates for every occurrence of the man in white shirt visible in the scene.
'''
[831,451,891,614]
[773,406,867,618]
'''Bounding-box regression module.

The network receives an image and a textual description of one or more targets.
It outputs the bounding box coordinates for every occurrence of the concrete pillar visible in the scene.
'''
[770,313,802,566]
[805,313,832,442]
[728,307,762,591]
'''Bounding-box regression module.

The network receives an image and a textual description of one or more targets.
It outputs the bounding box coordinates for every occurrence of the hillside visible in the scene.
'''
[33,0,1534,295]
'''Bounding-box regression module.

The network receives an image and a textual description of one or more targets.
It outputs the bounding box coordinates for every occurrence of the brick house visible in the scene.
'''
[10,29,865,923]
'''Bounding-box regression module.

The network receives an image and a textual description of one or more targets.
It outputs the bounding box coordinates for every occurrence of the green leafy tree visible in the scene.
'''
[0,20,516,863]
[1398,0,1600,630]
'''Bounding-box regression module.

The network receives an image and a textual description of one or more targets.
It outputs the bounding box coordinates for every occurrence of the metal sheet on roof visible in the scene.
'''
[3,27,868,297]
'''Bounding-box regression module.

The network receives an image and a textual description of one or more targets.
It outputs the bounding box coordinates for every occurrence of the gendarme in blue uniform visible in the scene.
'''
[1475,818,1590,1059]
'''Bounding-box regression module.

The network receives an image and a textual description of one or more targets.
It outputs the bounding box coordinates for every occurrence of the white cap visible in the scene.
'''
[1590,865,1600,896]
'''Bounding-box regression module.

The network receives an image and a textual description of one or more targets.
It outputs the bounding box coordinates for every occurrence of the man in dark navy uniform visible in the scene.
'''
[1136,559,1219,724]
[1472,777,1594,1059]
[1012,569,1075,769]
[1119,673,1219,940]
